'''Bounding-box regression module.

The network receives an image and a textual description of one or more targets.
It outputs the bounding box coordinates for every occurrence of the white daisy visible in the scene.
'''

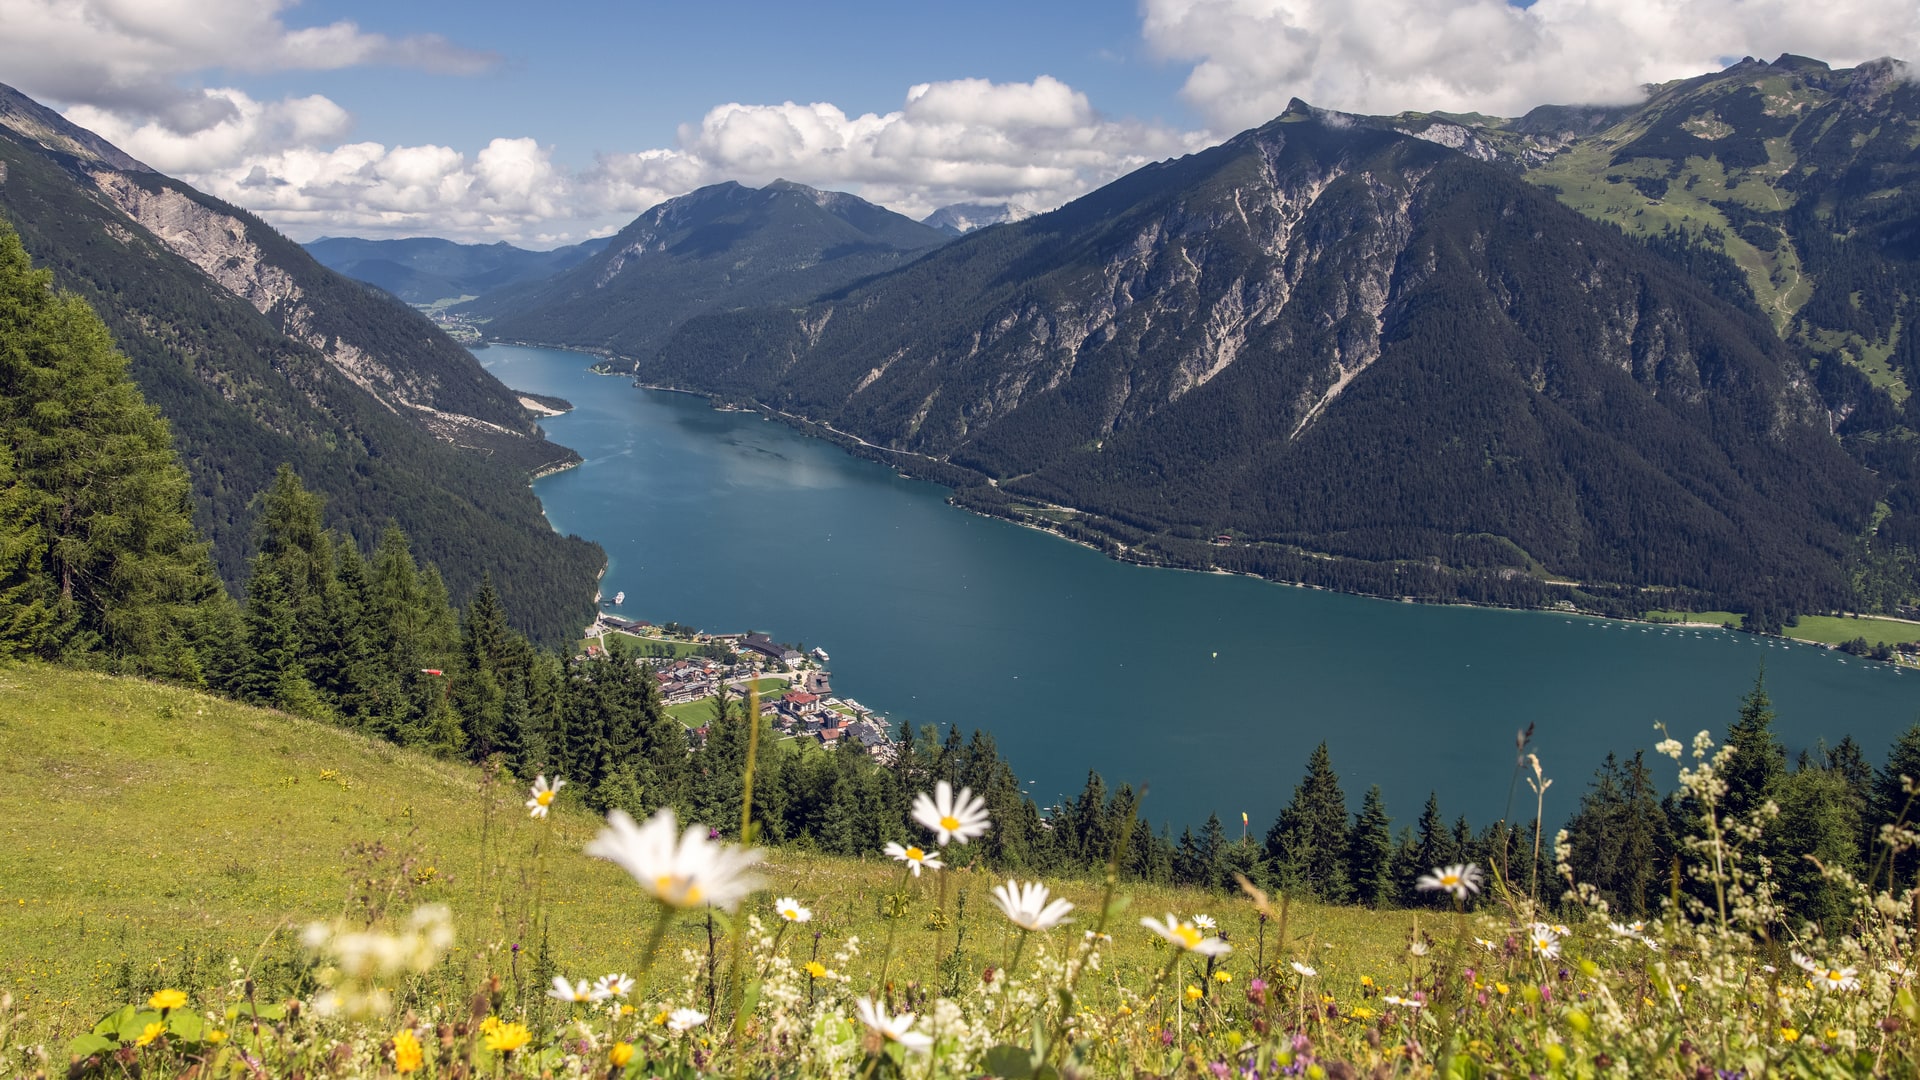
[1140,913,1232,957]
[1474,937,1497,952]
[1793,952,1858,992]
[991,880,1075,932]
[526,775,565,819]
[666,1008,707,1034]
[1192,914,1217,931]
[774,897,813,923]
[1414,863,1483,901]
[883,841,944,876]
[592,973,634,1000]
[911,781,991,846]
[853,997,933,1054]
[548,976,595,1003]
[1290,961,1317,978]
[1528,924,1561,960]
[1382,994,1423,1008]
[584,808,764,912]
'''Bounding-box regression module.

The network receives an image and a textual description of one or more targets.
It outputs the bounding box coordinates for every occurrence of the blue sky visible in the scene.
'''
[1,0,1911,244]
[234,0,1199,167]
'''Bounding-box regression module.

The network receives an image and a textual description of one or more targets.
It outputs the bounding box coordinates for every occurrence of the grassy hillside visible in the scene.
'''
[0,662,1413,1042]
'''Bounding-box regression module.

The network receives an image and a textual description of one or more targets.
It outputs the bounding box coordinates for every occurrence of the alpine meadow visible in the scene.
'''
[10,10,1920,1079]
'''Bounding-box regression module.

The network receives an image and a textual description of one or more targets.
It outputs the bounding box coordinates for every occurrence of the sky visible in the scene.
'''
[2,0,1916,247]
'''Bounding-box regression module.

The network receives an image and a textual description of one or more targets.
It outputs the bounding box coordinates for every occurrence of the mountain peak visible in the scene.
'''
[0,81,152,172]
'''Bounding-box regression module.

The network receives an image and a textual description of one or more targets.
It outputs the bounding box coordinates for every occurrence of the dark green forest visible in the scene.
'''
[0,132,601,647]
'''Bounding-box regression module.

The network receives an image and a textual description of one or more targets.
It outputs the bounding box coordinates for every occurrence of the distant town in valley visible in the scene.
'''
[584,611,899,758]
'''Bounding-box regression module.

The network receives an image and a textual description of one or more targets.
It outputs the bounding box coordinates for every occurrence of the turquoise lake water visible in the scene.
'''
[478,343,1920,833]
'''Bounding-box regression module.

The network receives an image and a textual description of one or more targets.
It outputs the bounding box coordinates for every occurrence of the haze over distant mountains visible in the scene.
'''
[304,235,613,305]
[0,80,601,644]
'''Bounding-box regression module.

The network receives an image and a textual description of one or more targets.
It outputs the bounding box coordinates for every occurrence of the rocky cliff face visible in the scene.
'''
[0,82,601,644]
[653,108,1877,613]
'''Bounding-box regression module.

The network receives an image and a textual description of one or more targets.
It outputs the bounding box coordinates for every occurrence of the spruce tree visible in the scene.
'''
[1403,793,1455,904]
[1721,672,1785,825]
[0,219,219,674]
[1872,725,1920,889]
[0,443,57,656]
[1346,785,1395,907]
[1265,743,1351,902]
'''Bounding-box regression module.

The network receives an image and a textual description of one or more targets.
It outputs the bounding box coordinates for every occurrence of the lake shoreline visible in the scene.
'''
[494,338,1907,658]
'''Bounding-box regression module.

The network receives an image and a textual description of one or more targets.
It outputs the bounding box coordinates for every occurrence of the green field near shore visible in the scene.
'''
[1643,610,1745,626]
[1783,614,1920,648]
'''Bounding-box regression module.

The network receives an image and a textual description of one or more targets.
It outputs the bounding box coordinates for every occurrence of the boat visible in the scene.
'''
[614,591,626,605]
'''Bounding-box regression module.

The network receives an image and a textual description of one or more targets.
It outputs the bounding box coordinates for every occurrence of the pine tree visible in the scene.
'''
[1402,793,1455,905]
[1871,725,1920,889]
[0,220,220,674]
[1722,672,1785,825]
[1265,743,1351,902]
[1563,752,1672,916]
[1346,785,1395,907]
[0,443,58,656]
[1774,762,1864,926]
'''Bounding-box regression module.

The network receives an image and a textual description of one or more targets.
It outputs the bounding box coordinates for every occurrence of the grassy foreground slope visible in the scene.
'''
[0,662,1413,1040]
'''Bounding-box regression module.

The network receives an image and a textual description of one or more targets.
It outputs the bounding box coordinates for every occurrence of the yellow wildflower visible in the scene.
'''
[1360,975,1375,988]
[1825,1028,1839,1041]
[206,1030,228,1045]
[653,1010,671,1026]
[148,989,187,1012]
[609,1041,634,1067]
[1348,1006,1375,1020]
[479,1015,503,1036]
[393,1028,423,1074]
[482,1021,531,1054]
[1494,982,1510,996]
[1213,971,1232,984]
[1117,1004,1133,1016]
[135,1022,167,1047]
[1781,1027,1800,1043]
[1184,984,1203,1002]
[805,961,828,979]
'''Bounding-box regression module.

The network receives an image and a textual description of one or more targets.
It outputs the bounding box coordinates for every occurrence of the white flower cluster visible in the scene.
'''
[303,904,455,1018]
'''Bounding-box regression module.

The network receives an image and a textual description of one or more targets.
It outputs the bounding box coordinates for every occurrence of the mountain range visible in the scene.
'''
[0,81,601,645]
[304,234,612,305]
[624,65,1918,620]
[457,179,950,364]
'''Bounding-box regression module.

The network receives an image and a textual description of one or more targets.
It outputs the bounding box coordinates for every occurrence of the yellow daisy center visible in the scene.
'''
[1440,874,1460,887]
[1174,924,1202,948]
[905,847,925,862]
[939,814,961,831]
[654,874,702,905]
[536,791,555,806]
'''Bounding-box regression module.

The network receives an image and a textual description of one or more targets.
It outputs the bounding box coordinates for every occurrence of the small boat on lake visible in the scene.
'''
[614,590,626,605]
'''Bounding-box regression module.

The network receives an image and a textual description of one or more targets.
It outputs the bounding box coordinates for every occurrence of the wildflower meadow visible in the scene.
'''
[10,664,1920,1079]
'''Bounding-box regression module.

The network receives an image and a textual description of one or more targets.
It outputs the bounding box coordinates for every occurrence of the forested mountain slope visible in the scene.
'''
[649,105,1879,619]
[463,179,949,363]
[304,234,612,305]
[0,83,600,645]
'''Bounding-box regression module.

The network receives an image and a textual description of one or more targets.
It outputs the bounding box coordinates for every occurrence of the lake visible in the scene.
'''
[478,343,1920,835]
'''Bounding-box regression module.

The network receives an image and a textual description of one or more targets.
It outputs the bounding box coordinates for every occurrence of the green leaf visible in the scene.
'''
[90,1004,135,1038]
[66,1033,115,1060]
[167,1010,204,1042]
[117,1010,164,1043]
[739,978,763,1019]
[980,1044,1035,1079]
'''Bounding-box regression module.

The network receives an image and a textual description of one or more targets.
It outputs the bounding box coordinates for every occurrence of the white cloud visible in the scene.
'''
[81,76,1209,245]
[1142,0,1920,129]
[0,0,496,119]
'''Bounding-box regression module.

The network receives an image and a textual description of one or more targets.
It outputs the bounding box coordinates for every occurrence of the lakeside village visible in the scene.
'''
[582,611,899,758]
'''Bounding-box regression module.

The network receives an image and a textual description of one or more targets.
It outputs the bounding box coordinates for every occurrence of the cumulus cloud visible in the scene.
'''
[92,76,1207,245]
[0,0,497,120]
[1142,0,1920,129]
[593,76,1207,223]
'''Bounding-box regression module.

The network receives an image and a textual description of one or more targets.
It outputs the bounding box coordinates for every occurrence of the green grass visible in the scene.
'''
[588,632,713,659]
[1644,610,1745,626]
[0,660,1419,1044]
[1785,614,1920,648]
